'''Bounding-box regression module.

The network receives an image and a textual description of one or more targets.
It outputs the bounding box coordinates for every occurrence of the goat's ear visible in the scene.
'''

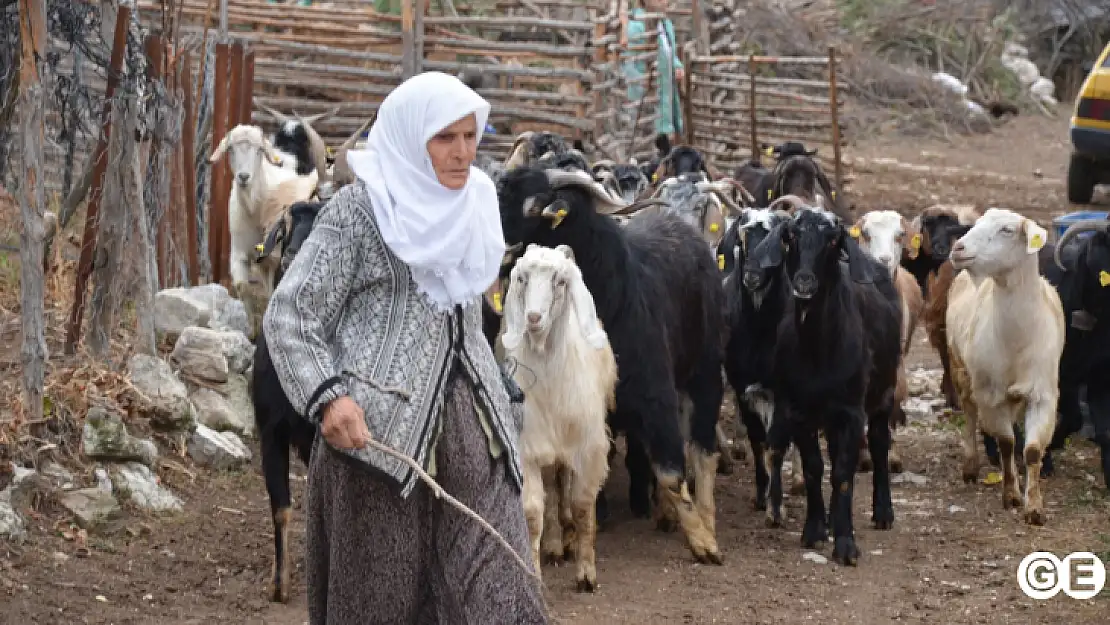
[847,219,862,240]
[567,270,608,349]
[258,218,288,261]
[842,233,877,284]
[556,244,574,262]
[1023,219,1047,255]
[209,134,231,163]
[903,217,922,260]
[500,275,526,352]
[755,222,787,270]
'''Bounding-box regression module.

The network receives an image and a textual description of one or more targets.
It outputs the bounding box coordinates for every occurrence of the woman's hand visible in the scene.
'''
[675,67,684,82]
[321,396,372,450]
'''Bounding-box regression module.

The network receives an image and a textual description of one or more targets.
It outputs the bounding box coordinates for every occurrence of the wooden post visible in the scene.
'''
[16,0,48,422]
[748,55,758,162]
[210,42,230,285]
[690,0,704,55]
[591,16,607,144]
[182,52,200,285]
[239,50,255,127]
[681,45,693,146]
[414,0,425,76]
[225,42,244,278]
[827,45,843,195]
[401,0,416,79]
[145,35,168,289]
[65,4,132,354]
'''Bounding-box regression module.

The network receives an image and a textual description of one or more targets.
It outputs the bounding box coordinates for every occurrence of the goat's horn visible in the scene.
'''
[257,102,291,124]
[331,116,376,186]
[591,159,616,170]
[719,177,757,205]
[545,168,632,214]
[1055,219,1109,271]
[293,112,330,183]
[767,194,812,214]
[297,106,342,125]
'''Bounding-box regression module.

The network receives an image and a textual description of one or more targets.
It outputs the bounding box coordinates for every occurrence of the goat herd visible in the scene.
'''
[209,108,1110,605]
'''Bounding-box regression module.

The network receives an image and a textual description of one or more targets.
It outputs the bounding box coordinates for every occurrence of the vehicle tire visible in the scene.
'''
[1067,152,1097,204]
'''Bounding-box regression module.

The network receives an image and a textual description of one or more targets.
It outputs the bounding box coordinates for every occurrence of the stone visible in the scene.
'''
[171,326,230,384]
[213,329,254,375]
[210,298,251,338]
[81,407,159,466]
[191,386,254,438]
[154,288,212,344]
[40,462,75,490]
[0,496,25,541]
[111,463,183,514]
[802,552,828,564]
[59,488,122,530]
[128,353,196,432]
[189,424,252,470]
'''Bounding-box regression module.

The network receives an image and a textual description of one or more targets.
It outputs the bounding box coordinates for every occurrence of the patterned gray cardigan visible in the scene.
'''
[261,180,523,497]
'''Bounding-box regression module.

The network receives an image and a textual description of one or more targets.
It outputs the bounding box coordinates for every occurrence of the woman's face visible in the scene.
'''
[427,113,478,190]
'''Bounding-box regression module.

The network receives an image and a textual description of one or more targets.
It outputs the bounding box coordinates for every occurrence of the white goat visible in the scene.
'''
[945,208,1065,525]
[501,244,617,593]
[209,124,318,336]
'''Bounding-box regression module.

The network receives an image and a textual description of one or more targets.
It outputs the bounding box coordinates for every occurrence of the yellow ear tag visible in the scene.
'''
[709,222,720,233]
[551,208,568,229]
[492,292,503,313]
[848,225,861,239]
[910,234,921,249]
[717,254,725,270]
[1100,270,1110,287]
[766,189,773,200]
[831,191,837,200]
[1030,233,1044,250]
[763,146,774,156]
[982,472,1003,485]
[652,172,659,183]
[255,243,265,254]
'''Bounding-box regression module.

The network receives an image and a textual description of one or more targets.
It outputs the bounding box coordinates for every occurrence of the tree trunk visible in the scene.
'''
[16,0,48,424]
[86,95,141,358]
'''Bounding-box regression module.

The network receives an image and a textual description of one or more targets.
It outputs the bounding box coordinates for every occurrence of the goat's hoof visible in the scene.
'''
[832,537,860,566]
[541,551,565,566]
[1003,493,1023,510]
[655,517,679,533]
[1024,508,1046,526]
[872,509,894,531]
[753,496,767,511]
[789,480,806,496]
[716,458,735,476]
[693,547,724,566]
[961,469,979,484]
[269,582,288,604]
[575,576,597,593]
[889,457,905,474]
[765,510,783,528]
[802,521,829,548]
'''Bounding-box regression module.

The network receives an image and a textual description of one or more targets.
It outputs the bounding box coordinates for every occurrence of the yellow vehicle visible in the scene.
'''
[1069,41,1110,204]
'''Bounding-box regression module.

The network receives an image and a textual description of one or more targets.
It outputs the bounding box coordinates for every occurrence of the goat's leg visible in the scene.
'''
[571,440,610,593]
[715,421,736,475]
[857,431,873,473]
[739,403,769,510]
[539,466,565,564]
[789,444,806,495]
[624,433,653,519]
[260,423,294,603]
[868,412,895,530]
[1043,383,1084,478]
[521,461,546,577]
[795,430,828,548]
[764,412,791,528]
[830,413,864,566]
[958,385,982,483]
[557,466,577,562]
[1087,372,1110,489]
[685,362,725,537]
[993,424,1023,511]
[1021,394,1056,526]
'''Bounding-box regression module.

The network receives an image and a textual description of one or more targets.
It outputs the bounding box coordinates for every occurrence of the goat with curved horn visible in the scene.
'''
[292,112,330,182]
[766,194,813,214]
[330,115,376,187]
[695,180,746,218]
[257,102,291,124]
[1055,219,1110,271]
[545,168,668,216]
[295,105,342,126]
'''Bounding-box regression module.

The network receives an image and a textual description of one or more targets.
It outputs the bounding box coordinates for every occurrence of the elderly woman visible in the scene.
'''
[262,72,549,624]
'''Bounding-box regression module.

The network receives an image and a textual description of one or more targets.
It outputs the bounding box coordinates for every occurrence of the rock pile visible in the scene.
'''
[2,284,258,541]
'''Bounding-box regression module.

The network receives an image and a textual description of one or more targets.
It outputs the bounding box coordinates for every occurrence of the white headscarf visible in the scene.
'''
[346,71,505,313]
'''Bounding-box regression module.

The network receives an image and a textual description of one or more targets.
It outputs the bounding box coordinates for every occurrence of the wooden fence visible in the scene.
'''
[682,47,846,191]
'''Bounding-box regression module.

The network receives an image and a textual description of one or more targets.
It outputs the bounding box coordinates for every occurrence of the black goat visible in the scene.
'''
[750,207,903,565]
[766,150,848,221]
[761,140,817,160]
[250,200,324,603]
[719,203,795,508]
[504,130,583,170]
[497,165,727,565]
[652,144,714,183]
[901,205,979,297]
[591,160,650,204]
[257,103,336,177]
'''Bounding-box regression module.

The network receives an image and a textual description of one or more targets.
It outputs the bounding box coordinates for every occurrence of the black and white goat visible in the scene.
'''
[504,130,586,171]
[497,165,727,565]
[249,200,324,603]
[257,103,337,178]
[749,205,903,565]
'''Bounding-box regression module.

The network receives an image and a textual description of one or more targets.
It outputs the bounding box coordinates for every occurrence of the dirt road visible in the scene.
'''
[3,112,1109,624]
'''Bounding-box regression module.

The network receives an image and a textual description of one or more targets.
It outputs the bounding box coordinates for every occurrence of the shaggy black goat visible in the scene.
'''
[900,205,979,297]
[765,149,848,221]
[250,200,324,603]
[592,160,650,204]
[750,206,903,565]
[504,130,585,170]
[719,202,797,508]
[497,165,727,565]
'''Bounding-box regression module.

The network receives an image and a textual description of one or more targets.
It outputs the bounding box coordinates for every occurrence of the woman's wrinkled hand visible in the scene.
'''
[321,396,372,450]
[675,67,684,82]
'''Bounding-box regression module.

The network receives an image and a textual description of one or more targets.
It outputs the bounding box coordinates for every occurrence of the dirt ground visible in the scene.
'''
[3,110,1110,624]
